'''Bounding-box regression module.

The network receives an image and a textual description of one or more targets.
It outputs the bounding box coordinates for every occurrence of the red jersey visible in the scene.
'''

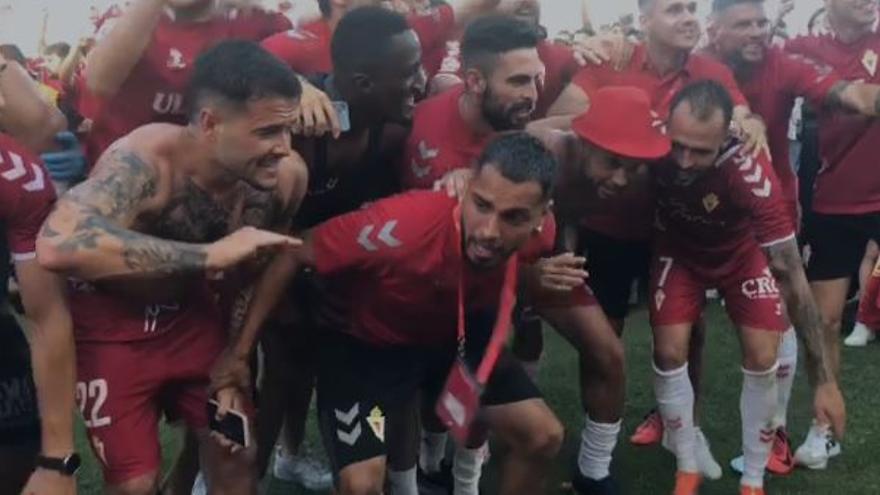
[786,31,880,214]
[434,39,578,119]
[85,10,291,166]
[716,47,840,215]
[0,134,56,262]
[312,190,515,347]
[401,85,487,189]
[262,5,455,77]
[653,141,794,278]
[571,44,748,241]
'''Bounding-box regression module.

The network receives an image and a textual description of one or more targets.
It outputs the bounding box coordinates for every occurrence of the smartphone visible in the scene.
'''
[207,399,250,449]
[332,100,352,133]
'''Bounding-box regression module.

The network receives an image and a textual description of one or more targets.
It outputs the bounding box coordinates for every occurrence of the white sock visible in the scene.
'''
[518,358,541,382]
[740,363,779,489]
[775,327,798,429]
[387,467,418,495]
[452,444,485,495]
[419,431,447,473]
[654,362,698,473]
[577,415,620,480]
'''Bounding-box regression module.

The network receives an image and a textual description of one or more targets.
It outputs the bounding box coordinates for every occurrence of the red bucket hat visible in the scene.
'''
[571,86,671,160]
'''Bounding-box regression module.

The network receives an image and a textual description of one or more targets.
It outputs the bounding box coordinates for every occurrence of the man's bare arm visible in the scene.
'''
[0,54,67,153]
[546,83,591,118]
[764,238,834,385]
[85,0,167,97]
[826,81,880,117]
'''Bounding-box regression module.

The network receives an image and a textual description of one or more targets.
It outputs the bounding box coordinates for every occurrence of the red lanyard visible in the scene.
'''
[452,206,519,385]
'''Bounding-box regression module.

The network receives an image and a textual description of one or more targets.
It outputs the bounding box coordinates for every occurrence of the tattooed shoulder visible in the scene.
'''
[65,147,160,222]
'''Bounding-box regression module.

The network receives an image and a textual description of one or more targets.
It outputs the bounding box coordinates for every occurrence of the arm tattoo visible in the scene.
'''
[228,287,255,338]
[765,240,835,385]
[51,148,210,277]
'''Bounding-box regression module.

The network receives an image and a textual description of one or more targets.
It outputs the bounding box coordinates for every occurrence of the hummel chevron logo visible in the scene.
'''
[23,164,45,192]
[735,155,754,172]
[411,159,431,179]
[743,165,763,184]
[357,221,402,252]
[334,403,359,426]
[751,179,771,198]
[418,140,439,160]
[1,152,26,181]
[337,423,362,446]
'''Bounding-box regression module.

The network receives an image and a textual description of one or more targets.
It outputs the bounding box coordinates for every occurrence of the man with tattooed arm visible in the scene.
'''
[35,41,306,495]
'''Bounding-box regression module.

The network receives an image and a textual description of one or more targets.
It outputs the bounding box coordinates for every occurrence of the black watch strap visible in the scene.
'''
[35,453,81,476]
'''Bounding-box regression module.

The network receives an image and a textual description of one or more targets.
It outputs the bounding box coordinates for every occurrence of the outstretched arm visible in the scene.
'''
[826,81,880,117]
[764,238,846,437]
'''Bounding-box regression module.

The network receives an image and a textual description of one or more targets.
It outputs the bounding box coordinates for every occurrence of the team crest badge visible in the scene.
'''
[702,193,720,213]
[862,49,878,77]
[367,406,385,442]
[654,289,666,311]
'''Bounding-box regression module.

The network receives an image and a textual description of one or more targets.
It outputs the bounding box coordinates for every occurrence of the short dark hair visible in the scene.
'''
[712,0,763,14]
[331,6,411,75]
[45,42,71,58]
[461,15,540,73]
[185,40,302,120]
[0,44,26,65]
[476,132,557,199]
[669,80,734,129]
[638,0,654,12]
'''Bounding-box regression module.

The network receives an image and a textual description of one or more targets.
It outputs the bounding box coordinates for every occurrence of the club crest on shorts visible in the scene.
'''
[702,193,720,213]
[654,289,666,311]
[863,49,878,77]
[367,406,385,442]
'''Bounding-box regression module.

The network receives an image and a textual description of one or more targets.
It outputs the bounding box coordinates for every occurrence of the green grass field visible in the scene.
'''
[74,302,880,494]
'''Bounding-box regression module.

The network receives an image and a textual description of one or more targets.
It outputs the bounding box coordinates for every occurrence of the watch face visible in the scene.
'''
[63,453,82,475]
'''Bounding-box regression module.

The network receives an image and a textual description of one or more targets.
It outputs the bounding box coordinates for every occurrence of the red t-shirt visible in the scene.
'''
[571,44,747,241]
[653,141,794,278]
[401,85,488,189]
[262,5,455,77]
[312,190,516,347]
[434,39,578,120]
[85,10,291,166]
[261,19,333,74]
[716,47,840,214]
[0,134,56,262]
[786,31,880,214]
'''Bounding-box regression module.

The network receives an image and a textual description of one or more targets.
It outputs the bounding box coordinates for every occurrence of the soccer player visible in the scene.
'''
[705,0,880,475]
[36,41,307,495]
[783,0,880,468]
[406,16,632,494]
[651,80,844,495]
[0,134,75,495]
[429,0,580,119]
[261,0,501,78]
[846,241,879,346]
[214,132,564,495]
[547,0,765,466]
[251,7,429,490]
[83,0,335,166]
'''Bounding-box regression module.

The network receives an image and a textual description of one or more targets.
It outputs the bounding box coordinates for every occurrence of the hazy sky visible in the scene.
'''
[1,0,826,56]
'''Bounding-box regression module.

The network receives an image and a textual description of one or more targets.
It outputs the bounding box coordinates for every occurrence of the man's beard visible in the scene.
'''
[481,88,533,131]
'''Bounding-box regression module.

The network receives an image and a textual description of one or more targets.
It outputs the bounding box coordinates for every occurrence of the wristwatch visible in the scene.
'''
[35,453,82,476]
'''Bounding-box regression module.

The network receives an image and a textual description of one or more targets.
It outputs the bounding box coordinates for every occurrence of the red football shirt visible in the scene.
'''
[786,31,880,214]
[85,10,291,166]
[711,47,840,217]
[653,141,794,278]
[0,134,56,262]
[262,5,455,77]
[312,190,516,347]
[401,85,488,189]
[571,43,748,241]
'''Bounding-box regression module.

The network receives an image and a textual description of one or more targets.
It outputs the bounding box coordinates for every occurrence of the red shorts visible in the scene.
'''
[857,259,880,329]
[75,307,226,484]
[529,283,599,310]
[649,248,786,332]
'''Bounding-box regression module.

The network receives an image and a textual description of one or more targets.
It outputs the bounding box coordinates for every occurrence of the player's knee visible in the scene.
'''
[653,341,688,370]
[338,464,384,495]
[109,473,160,495]
[522,415,564,461]
[743,348,778,372]
[596,336,626,380]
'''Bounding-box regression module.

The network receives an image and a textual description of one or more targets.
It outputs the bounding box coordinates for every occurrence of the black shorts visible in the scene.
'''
[577,228,651,320]
[316,311,540,475]
[805,212,880,281]
[0,313,40,447]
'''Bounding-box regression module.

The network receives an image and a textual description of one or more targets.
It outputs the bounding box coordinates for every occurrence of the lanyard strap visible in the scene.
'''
[452,206,519,386]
